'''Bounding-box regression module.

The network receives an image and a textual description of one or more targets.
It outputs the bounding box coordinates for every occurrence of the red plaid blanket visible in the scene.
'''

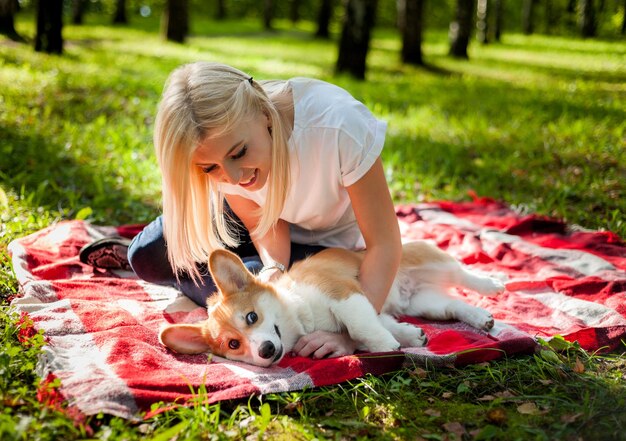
[9,199,625,419]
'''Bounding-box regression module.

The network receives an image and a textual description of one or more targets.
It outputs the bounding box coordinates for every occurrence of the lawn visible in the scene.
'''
[1,13,625,440]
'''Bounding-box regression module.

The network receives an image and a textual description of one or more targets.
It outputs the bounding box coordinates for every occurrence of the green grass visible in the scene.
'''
[1,13,625,440]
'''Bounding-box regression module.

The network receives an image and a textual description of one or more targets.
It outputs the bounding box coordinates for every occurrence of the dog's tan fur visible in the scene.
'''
[160,241,504,367]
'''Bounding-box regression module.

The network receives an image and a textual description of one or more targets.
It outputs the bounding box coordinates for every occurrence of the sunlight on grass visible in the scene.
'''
[1,13,625,440]
[4,18,621,234]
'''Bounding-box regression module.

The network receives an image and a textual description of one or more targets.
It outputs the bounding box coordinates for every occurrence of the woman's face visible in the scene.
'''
[192,112,272,192]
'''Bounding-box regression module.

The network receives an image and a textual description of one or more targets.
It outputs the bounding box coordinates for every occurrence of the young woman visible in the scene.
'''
[82,62,402,359]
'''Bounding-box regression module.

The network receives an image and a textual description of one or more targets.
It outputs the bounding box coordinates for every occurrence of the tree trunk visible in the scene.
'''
[163,0,188,43]
[544,0,556,34]
[0,0,21,40]
[579,0,597,37]
[336,0,378,80]
[263,0,274,30]
[399,0,425,65]
[493,0,503,41]
[449,0,474,58]
[315,0,333,38]
[622,0,626,35]
[71,0,86,25]
[522,0,536,35]
[113,0,128,24]
[290,0,301,24]
[476,0,488,44]
[215,0,227,20]
[34,0,63,54]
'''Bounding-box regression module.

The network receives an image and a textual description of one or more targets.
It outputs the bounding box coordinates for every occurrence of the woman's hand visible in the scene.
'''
[256,267,283,283]
[292,331,357,359]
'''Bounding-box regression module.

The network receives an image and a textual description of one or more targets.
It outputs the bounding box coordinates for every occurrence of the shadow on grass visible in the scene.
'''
[499,35,626,57]
[0,123,158,225]
[474,53,626,85]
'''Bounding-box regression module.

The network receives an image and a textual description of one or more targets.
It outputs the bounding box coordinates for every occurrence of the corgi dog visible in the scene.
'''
[159,241,505,368]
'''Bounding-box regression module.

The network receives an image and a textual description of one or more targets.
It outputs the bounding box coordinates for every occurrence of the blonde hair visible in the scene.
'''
[154,62,291,283]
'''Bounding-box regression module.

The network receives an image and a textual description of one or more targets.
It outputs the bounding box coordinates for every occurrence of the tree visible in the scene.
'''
[522,0,536,35]
[398,0,425,65]
[113,0,128,25]
[35,0,63,54]
[544,0,558,34]
[162,0,188,43]
[579,0,597,37]
[71,0,86,25]
[315,0,334,38]
[0,0,22,41]
[336,0,378,79]
[493,0,504,41]
[215,0,227,20]
[290,0,301,24]
[263,0,274,30]
[449,0,474,59]
[476,0,488,44]
[622,0,626,35]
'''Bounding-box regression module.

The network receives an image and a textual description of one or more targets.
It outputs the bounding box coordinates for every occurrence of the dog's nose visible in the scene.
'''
[258,341,276,359]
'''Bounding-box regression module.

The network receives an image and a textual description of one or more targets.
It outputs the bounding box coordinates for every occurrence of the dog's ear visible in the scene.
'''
[159,323,212,354]
[209,249,255,295]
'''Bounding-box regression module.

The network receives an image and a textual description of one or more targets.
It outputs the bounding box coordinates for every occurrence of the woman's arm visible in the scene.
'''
[225,194,291,281]
[293,158,400,358]
[346,157,402,313]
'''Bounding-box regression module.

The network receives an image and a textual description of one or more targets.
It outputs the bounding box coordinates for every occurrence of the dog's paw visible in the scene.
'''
[478,278,506,297]
[472,310,495,331]
[367,335,401,353]
[395,323,427,348]
[481,313,495,331]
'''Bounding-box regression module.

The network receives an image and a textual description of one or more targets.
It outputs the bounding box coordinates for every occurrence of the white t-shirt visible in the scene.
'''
[220,77,387,250]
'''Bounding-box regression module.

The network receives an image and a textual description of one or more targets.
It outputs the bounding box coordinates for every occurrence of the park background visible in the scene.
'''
[1,0,625,440]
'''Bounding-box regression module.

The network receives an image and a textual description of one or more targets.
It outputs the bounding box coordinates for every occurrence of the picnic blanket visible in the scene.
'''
[8,198,626,420]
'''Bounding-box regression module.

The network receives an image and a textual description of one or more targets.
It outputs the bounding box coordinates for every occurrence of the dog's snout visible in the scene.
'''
[258,341,276,359]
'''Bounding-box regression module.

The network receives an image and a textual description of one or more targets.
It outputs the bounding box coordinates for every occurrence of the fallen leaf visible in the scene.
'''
[443,421,467,439]
[486,408,508,425]
[424,408,441,417]
[517,402,539,415]
[494,390,516,399]
[478,394,496,401]
[442,392,454,399]
[573,357,585,374]
[411,367,428,378]
[137,424,151,434]
[561,413,583,423]
[284,401,302,413]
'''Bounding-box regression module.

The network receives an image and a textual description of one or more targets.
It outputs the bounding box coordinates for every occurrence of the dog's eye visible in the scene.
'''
[228,339,240,350]
[246,311,258,325]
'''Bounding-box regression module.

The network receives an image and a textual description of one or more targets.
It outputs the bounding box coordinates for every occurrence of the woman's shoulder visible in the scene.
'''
[289,77,353,101]
[290,78,371,130]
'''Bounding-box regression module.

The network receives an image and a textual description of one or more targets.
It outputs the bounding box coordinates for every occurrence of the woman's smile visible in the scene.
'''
[239,169,258,188]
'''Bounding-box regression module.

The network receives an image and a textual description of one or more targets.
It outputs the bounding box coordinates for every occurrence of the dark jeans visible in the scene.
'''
[127,215,325,306]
